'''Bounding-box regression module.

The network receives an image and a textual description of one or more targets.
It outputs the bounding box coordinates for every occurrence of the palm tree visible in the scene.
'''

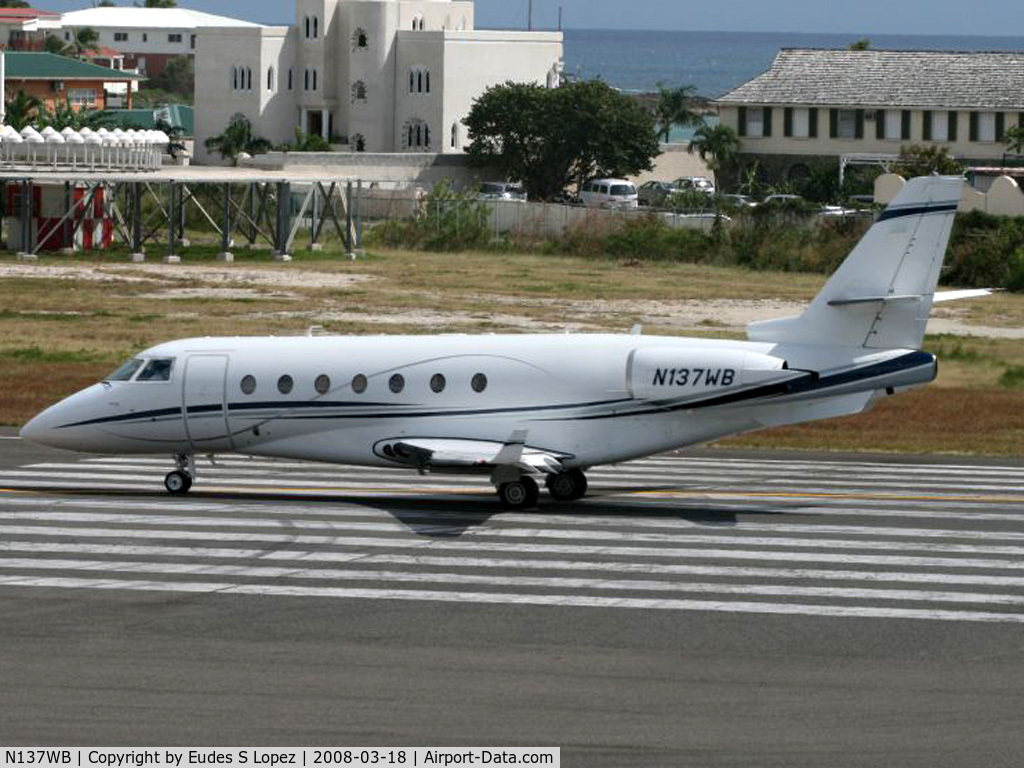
[653,83,703,143]
[687,123,741,173]
[204,113,273,164]
[5,89,44,130]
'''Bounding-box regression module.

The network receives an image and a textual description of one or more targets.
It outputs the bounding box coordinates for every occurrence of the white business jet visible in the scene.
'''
[21,176,978,508]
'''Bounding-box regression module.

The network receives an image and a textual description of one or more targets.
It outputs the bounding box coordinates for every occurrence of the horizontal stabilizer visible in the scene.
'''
[933,289,994,303]
[828,294,923,307]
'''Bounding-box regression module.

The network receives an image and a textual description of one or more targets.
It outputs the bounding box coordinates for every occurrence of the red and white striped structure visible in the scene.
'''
[7,182,114,252]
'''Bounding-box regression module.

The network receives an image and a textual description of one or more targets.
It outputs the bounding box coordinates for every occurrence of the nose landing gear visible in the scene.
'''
[165,453,195,495]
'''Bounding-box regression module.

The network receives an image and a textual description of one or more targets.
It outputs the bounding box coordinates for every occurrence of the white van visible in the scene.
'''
[580,179,639,209]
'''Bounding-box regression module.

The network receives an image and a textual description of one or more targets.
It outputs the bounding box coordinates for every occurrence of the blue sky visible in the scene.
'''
[36,1,1024,36]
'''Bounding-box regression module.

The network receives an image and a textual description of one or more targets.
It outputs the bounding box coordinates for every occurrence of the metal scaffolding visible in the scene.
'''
[0,171,365,262]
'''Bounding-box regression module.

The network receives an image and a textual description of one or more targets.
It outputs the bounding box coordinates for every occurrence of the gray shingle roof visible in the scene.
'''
[717,48,1024,110]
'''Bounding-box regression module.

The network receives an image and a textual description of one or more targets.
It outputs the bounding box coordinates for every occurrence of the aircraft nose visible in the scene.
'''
[19,408,60,447]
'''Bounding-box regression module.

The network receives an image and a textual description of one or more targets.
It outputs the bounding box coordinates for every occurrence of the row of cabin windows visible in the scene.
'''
[238,372,488,397]
[739,106,1021,143]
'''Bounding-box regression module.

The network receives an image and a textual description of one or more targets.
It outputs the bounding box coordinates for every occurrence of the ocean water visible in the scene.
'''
[563,29,1024,98]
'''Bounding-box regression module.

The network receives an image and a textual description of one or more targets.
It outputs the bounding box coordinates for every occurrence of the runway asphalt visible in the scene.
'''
[1,428,1023,766]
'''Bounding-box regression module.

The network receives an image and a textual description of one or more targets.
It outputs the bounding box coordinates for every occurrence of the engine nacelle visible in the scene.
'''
[629,348,791,402]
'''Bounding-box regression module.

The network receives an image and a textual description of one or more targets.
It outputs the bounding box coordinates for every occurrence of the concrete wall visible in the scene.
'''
[875,173,1024,216]
[435,30,562,155]
[630,143,713,186]
[240,149,499,188]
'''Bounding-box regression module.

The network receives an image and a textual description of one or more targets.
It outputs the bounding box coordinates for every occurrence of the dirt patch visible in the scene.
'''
[253,308,595,332]
[135,288,298,301]
[0,262,374,290]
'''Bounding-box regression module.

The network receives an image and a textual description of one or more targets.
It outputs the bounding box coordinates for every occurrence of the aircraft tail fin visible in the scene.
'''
[748,176,963,350]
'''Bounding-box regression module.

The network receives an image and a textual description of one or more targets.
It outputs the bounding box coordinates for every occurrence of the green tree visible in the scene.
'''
[687,123,741,174]
[37,99,110,131]
[4,89,43,130]
[1005,126,1024,156]
[465,79,660,200]
[148,55,194,99]
[53,27,101,58]
[0,1,32,7]
[135,0,177,7]
[277,129,333,152]
[204,113,272,164]
[893,144,964,177]
[653,83,703,143]
[849,38,871,51]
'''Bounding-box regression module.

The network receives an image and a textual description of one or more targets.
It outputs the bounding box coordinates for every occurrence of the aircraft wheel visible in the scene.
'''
[164,470,193,496]
[546,470,588,502]
[498,477,540,510]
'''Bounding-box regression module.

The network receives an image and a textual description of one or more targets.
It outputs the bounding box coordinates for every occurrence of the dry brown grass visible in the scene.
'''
[724,388,1024,456]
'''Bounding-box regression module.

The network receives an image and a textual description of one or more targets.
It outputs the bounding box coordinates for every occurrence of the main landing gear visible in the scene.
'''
[495,469,589,510]
[165,453,195,495]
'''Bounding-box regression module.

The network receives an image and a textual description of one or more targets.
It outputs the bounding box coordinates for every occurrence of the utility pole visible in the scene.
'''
[558,5,563,31]
[528,0,533,30]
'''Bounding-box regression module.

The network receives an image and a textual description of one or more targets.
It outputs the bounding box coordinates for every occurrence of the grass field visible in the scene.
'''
[1,246,1022,456]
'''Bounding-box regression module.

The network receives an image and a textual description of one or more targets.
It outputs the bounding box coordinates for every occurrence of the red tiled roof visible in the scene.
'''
[82,46,125,58]
[0,8,60,21]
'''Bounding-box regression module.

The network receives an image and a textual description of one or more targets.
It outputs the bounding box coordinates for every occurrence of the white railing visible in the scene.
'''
[0,125,168,172]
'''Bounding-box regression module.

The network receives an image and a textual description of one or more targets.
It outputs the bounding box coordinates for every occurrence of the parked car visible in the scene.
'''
[721,193,758,209]
[762,193,806,205]
[674,176,717,195]
[580,179,639,209]
[818,204,869,218]
[478,182,527,202]
[638,180,679,207]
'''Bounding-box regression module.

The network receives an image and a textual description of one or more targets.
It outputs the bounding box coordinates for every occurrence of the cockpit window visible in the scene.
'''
[106,358,144,382]
[136,358,175,382]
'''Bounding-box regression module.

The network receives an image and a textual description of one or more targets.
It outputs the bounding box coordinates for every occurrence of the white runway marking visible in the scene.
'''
[3,452,1024,624]
[2,574,1024,624]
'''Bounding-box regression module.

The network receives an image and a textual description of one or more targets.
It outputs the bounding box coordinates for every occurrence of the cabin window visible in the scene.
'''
[471,373,488,393]
[352,374,368,394]
[106,358,144,382]
[389,374,405,394]
[315,374,331,395]
[137,358,174,383]
[240,375,257,395]
[277,375,294,395]
[430,374,446,393]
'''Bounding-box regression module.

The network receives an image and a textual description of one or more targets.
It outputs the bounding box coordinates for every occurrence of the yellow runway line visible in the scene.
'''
[633,489,1024,505]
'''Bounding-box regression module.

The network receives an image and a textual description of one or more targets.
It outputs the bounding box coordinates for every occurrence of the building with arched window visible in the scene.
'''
[195,0,563,161]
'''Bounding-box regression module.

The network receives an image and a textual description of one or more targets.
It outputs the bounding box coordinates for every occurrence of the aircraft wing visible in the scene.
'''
[378,436,569,474]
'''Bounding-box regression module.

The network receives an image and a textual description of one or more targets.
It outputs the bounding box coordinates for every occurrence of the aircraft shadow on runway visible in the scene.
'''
[7,483,795,538]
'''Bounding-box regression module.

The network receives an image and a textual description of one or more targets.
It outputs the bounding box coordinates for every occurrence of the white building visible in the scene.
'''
[60,7,259,78]
[193,0,564,162]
